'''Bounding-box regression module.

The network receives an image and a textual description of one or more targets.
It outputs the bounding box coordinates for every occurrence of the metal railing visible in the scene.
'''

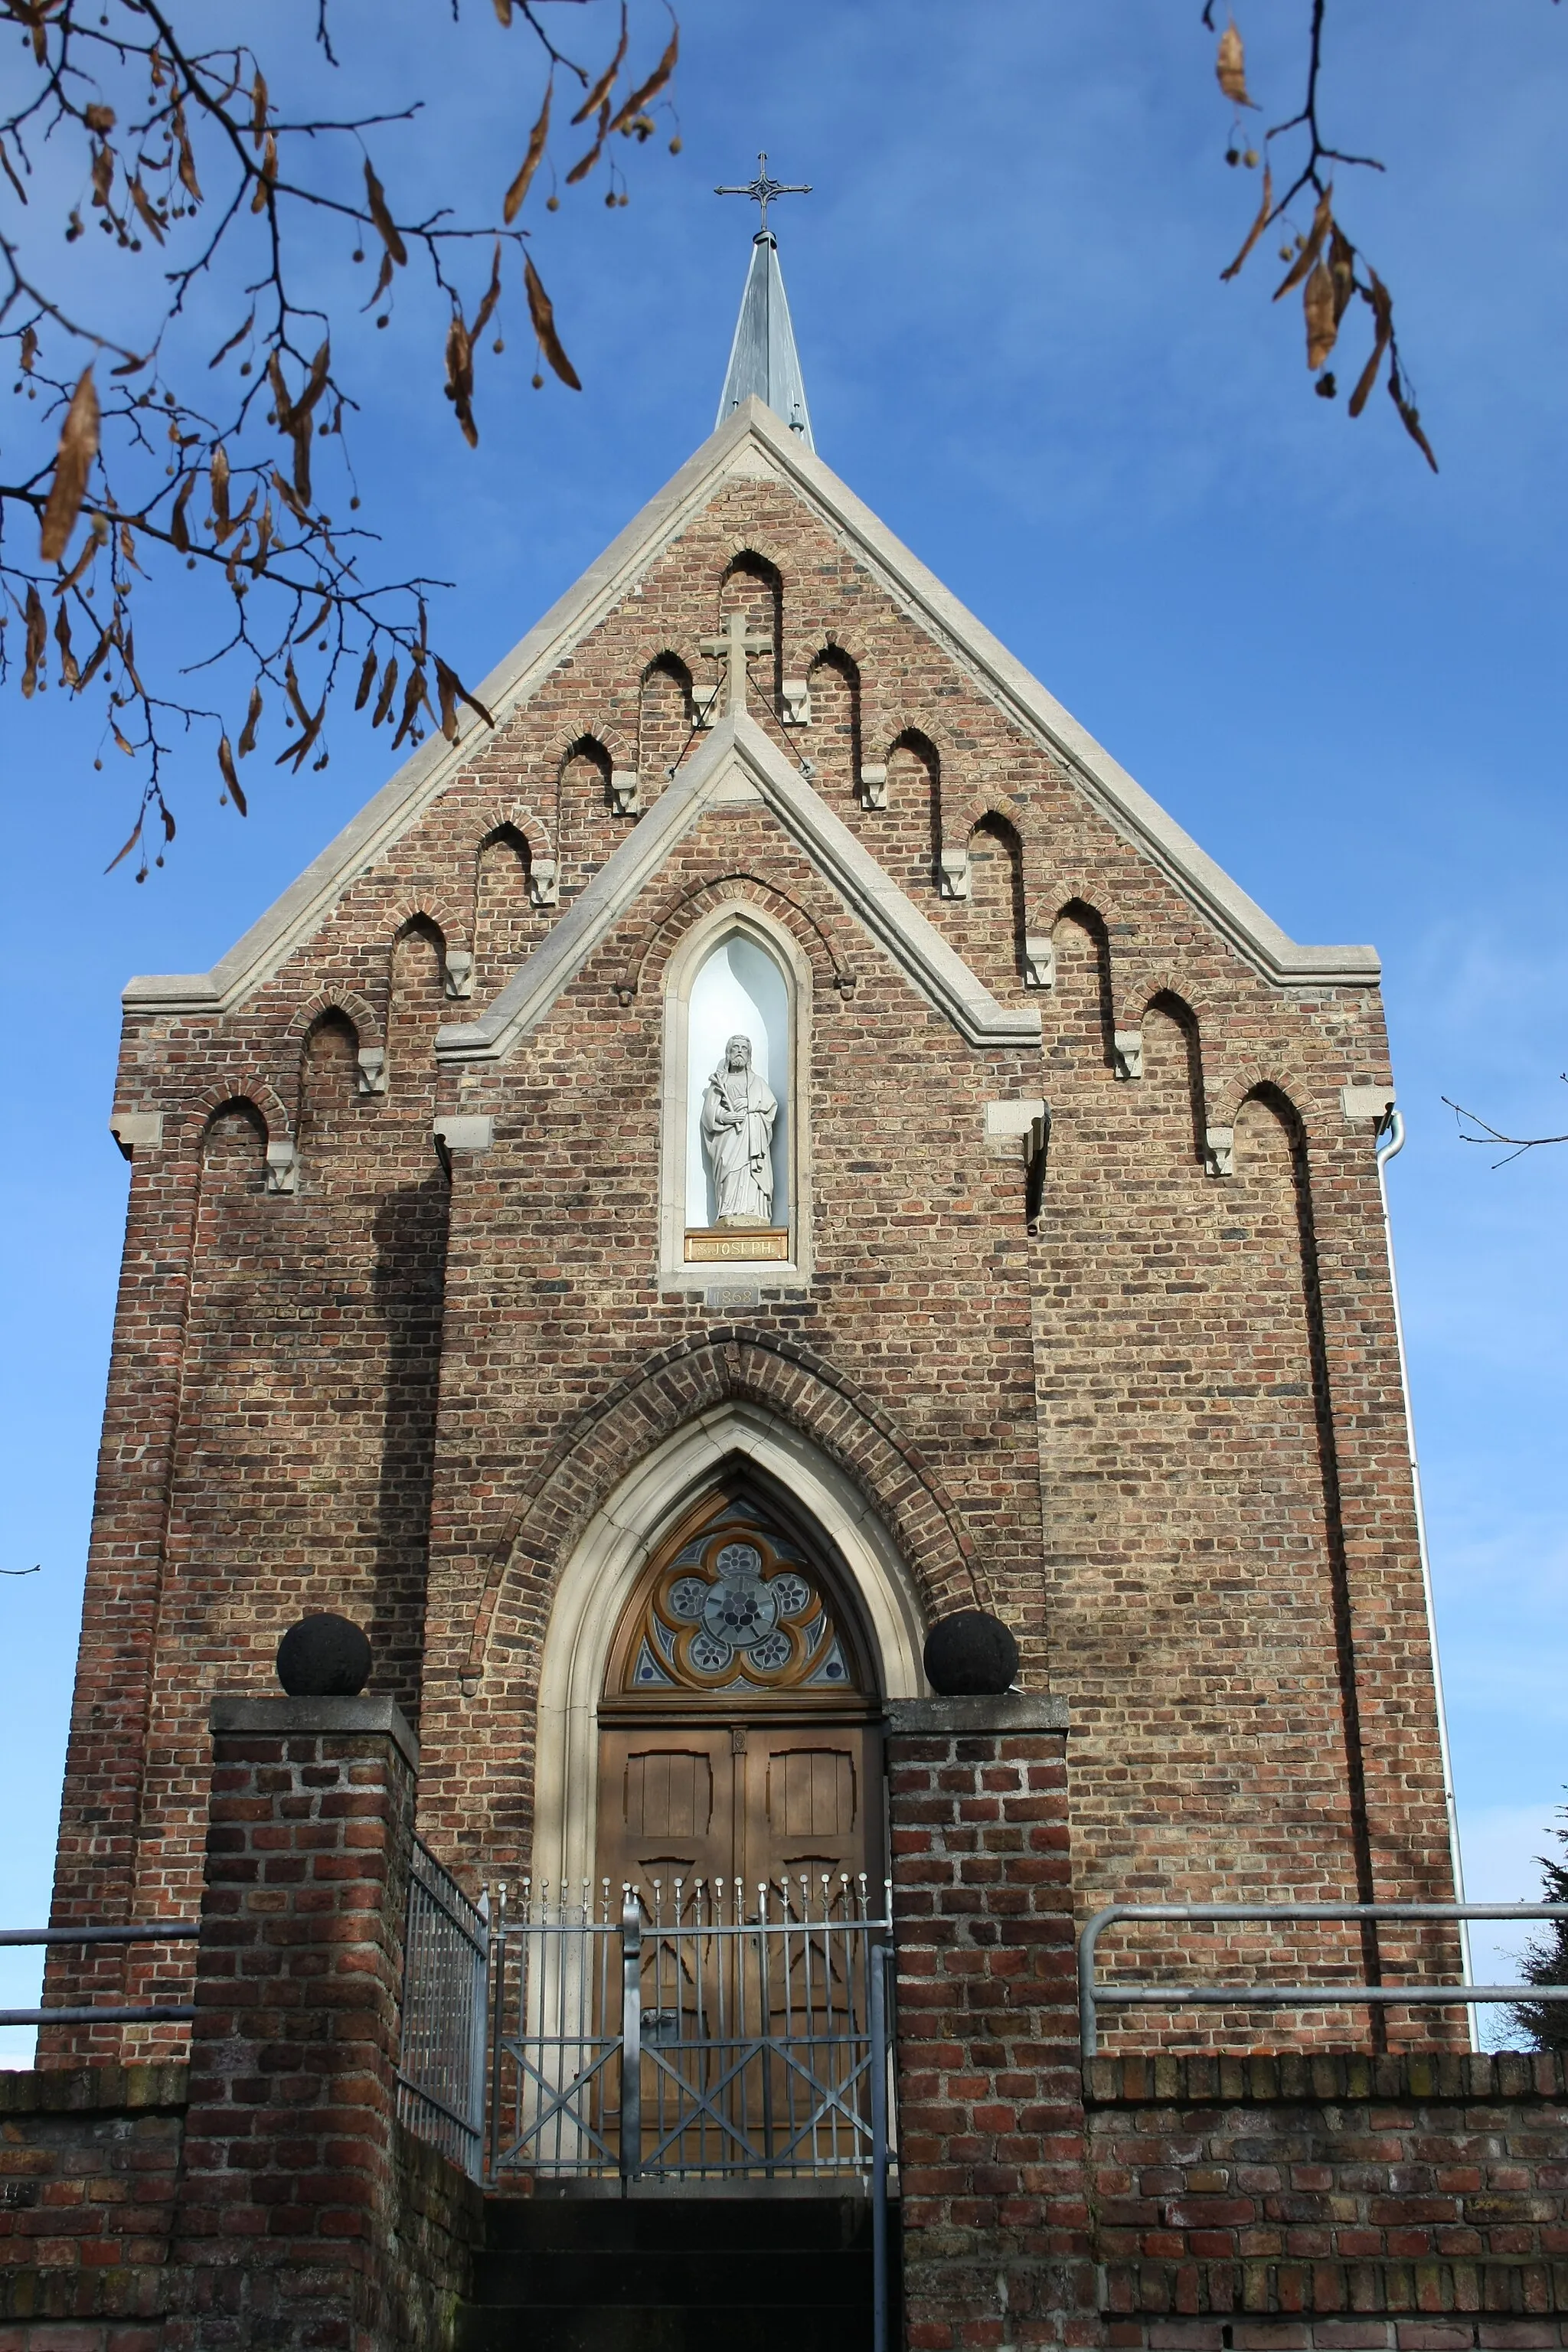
[0,1922,200,2028]
[1077,1901,1568,2057]
[487,1873,896,2187]
[396,1840,489,2180]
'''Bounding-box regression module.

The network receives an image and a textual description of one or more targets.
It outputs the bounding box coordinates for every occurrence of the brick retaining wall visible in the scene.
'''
[1086,2050,1568,2349]
[0,2061,187,2350]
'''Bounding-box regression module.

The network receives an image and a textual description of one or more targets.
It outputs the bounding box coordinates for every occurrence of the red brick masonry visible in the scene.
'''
[1087,2049,1568,2350]
[887,1694,1100,2352]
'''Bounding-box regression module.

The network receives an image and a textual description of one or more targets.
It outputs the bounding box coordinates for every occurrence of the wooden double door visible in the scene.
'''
[597,1717,882,1916]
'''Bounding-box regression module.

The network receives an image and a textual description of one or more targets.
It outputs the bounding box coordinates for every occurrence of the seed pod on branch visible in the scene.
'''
[21,585,46,697]
[1274,187,1334,300]
[1220,160,1272,282]
[1303,259,1337,370]
[1348,271,1393,418]
[525,254,581,389]
[1216,20,1256,108]
[572,5,628,124]
[38,365,99,563]
[504,79,552,221]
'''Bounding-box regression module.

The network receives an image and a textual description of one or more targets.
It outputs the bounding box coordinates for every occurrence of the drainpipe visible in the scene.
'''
[1374,1107,1475,2041]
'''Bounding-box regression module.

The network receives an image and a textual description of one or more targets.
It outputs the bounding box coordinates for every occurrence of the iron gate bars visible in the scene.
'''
[486,1873,896,2186]
[1077,1900,1568,2058]
[396,1839,489,2179]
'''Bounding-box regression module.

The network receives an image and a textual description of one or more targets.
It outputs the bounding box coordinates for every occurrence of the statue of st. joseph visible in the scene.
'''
[700,1034,779,1227]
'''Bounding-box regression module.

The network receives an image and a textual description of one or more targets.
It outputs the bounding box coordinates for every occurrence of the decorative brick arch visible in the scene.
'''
[476,798,555,868]
[171,1073,294,1155]
[462,1331,991,1686]
[1208,1059,1319,1138]
[952,789,1029,849]
[618,872,856,1005]
[1120,970,1213,1037]
[285,988,384,1050]
[389,890,470,958]
[554,723,635,778]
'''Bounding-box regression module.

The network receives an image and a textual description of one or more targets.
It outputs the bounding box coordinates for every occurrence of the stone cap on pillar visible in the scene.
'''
[885,1693,1069,1736]
[209,1693,420,1772]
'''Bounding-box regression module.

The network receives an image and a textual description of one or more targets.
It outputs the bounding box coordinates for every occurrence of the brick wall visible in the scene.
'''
[0,2061,185,2352]
[1086,2050,1568,2348]
[888,1695,1099,2352]
[163,1695,417,2352]
[388,2127,481,2352]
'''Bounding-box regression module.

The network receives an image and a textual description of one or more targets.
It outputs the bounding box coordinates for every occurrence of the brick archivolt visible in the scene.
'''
[172,1073,294,1152]
[460,1331,991,1690]
[475,798,554,868]
[619,872,854,1004]
[285,988,384,1050]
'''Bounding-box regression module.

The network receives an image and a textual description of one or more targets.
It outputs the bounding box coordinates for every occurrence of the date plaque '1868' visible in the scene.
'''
[684,1229,790,1263]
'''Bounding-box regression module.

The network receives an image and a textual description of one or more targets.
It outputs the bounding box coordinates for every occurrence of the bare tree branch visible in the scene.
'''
[1442,1080,1568,1167]
[0,0,680,872]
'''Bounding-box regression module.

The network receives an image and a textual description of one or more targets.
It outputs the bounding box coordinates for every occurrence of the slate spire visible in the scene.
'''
[715,230,815,451]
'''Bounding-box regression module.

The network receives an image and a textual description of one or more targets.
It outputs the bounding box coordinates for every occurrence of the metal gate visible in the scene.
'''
[487,1874,896,2187]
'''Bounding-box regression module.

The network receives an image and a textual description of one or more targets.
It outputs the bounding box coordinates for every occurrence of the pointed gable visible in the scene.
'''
[122,397,1376,1019]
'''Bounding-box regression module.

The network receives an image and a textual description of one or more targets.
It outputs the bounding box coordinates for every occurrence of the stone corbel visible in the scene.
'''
[431,1113,495,1178]
[1113,1027,1143,1081]
[609,768,641,816]
[265,1140,298,1194]
[1204,1125,1235,1178]
[1341,1084,1396,1121]
[528,858,559,907]
[985,1099,1052,1233]
[109,1110,164,1160]
[443,949,475,1000]
[1023,935,1056,991]
[780,678,811,727]
[692,688,719,730]
[355,1047,387,1096]
[858,762,888,810]
[937,846,971,900]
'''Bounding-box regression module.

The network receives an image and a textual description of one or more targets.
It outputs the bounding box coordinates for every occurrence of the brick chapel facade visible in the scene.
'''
[50,230,1462,2044]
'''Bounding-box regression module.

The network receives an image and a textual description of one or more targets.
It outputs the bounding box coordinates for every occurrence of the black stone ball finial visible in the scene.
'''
[276,1612,372,1698]
[923,1610,1018,1697]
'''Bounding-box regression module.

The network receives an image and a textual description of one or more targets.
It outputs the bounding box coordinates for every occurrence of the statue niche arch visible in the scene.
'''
[658,900,814,1286]
[596,1478,883,1908]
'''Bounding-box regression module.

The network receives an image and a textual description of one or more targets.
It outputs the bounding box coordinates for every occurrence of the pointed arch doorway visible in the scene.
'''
[596,1479,884,1913]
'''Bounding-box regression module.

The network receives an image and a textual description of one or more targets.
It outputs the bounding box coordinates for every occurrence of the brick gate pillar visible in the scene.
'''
[886,1693,1099,2352]
[164,1695,417,2352]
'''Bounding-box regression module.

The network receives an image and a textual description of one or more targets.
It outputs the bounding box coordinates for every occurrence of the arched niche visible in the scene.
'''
[658,904,812,1289]
[527,1401,928,1896]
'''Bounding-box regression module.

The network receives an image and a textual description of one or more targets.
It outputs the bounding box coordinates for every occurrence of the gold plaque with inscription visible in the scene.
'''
[684,1228,791,1264]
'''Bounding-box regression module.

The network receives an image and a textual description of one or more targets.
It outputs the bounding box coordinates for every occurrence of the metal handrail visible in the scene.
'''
[0,1921,200,2028]
[1077,1901,1568,2057]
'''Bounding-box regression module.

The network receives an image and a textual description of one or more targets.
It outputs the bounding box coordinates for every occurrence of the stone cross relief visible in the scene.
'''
[698,609,773,720]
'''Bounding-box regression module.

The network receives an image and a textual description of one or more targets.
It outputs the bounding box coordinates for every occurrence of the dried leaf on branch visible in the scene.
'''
[0,0,675,864]
[38,367,99,564]
[1216,20,1257,108]
[525,254,582,389]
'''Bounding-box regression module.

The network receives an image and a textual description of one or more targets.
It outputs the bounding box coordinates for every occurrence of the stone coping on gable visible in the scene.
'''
[208,1691,420,1772]
[1085,2048,1568,2105]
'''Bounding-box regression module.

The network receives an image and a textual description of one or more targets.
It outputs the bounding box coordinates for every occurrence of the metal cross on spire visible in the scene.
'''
[714,152,812,238]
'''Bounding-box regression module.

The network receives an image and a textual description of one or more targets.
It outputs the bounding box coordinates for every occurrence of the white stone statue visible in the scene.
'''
[700,1035,779,1227]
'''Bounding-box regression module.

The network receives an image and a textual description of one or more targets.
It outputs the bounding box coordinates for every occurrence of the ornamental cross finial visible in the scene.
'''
[698,609,772,719]
[714,152,812,238]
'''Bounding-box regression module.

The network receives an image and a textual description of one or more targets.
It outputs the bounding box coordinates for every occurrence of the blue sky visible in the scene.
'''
[3,0,1566,2052]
